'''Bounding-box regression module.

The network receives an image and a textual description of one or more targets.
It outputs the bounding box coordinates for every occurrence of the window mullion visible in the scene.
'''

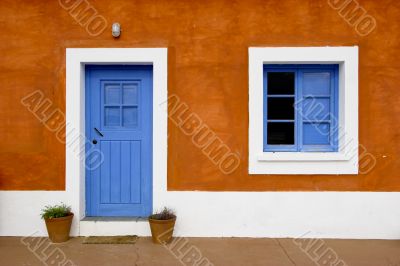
[296,69,303,152]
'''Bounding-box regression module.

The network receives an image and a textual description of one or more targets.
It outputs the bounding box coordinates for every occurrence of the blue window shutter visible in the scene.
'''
[299,68,338,152]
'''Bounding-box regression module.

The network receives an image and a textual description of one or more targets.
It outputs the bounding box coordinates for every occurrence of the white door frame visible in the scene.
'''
[66,48,168,235]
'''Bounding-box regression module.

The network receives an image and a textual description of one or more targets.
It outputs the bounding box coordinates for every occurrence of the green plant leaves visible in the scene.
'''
[41,203,72,219]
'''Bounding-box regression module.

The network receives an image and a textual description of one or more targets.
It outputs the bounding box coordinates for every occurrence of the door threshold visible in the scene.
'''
[81,216,148,222]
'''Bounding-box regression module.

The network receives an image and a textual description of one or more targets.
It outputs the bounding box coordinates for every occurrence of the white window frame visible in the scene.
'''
[248,47,358,174]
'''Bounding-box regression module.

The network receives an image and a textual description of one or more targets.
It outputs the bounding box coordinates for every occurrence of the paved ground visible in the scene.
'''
[0,237,399,266]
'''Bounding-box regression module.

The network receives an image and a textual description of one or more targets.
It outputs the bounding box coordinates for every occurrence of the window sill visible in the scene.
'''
[250,151,357,174]
[257,152,350,162]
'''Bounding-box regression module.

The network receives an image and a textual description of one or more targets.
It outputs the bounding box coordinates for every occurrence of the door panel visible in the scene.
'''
[85,65,152,217]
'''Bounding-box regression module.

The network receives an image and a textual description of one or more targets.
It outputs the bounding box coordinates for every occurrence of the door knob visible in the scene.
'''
[92,139,98,144]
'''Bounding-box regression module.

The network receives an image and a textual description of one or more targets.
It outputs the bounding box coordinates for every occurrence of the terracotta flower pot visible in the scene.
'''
[44,213,74,243]
[148,217,176,244]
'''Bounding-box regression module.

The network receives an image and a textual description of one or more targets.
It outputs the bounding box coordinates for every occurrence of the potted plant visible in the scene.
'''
[148,207,176,244]
[41,203,73,243]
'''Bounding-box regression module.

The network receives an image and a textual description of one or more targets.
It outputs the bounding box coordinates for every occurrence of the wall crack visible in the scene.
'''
[276,239,297,266]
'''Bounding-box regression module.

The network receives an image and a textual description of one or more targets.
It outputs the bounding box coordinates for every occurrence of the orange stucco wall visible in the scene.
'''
[0,0,399,191]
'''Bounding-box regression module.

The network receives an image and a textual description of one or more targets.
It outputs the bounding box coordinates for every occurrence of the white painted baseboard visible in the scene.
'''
[1,191,400,239]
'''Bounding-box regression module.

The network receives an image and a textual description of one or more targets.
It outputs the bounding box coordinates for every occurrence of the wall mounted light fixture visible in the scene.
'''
[112,23,121,38]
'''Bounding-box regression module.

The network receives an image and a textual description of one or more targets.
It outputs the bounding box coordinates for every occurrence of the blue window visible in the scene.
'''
[263,65,339,152]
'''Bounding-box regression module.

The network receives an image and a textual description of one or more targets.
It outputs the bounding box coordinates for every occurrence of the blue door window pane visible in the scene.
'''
[122,107,138,127]
[104,84,121,104]
[122,84,138,105]
[102,82,140,129]
[105,107,120,126]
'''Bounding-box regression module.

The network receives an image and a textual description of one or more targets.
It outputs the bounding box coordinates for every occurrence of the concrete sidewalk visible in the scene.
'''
[0,237,399,265]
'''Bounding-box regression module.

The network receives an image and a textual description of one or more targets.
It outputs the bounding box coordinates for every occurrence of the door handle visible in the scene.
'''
[94,127,104,137]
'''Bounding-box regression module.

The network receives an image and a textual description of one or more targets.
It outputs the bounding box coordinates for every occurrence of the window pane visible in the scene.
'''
[267,98,294,120]
[303,72,330,96]
[303,122,330,145]
[302,98,330,121]
[105,107,120,126]
[122,107,138,127]
[267,72,295,95]
[104,83,120,104]
[267,122,294,145]
[122,84,138,105]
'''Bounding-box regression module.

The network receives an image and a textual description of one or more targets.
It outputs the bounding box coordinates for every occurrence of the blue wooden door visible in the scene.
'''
[85,65,152,217]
